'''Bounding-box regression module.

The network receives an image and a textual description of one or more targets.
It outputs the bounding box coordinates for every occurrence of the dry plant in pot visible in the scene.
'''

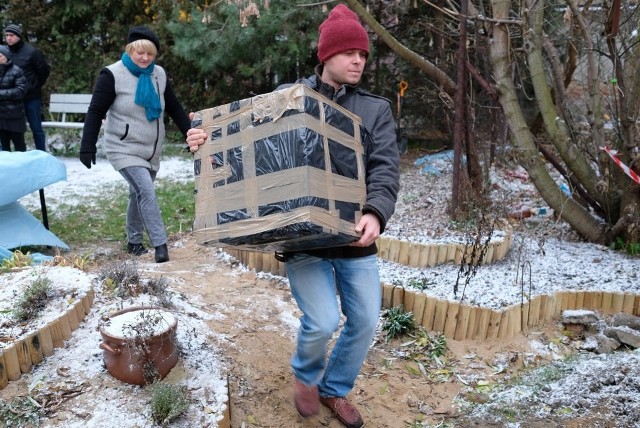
[98,306,179,385]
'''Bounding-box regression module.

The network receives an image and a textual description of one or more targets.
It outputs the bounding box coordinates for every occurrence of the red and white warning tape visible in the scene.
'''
[600,146,640,185]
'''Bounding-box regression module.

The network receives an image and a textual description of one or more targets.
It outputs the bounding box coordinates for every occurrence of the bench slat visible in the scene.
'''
[44,93,93,129]
[41,121,85,129]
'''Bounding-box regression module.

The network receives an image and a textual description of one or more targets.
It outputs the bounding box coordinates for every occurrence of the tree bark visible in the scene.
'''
[490,0,606,243]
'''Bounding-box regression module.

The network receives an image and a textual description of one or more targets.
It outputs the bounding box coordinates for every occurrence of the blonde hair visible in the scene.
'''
[125,39,157,57]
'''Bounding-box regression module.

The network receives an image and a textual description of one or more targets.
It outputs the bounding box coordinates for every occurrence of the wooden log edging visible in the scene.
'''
[381,284,640,341]
[0,288,95,390]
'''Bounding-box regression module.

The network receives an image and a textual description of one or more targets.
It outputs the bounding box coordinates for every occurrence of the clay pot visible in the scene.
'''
[99,306,178,385]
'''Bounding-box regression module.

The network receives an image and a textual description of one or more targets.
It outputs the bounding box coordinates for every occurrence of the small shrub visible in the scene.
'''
[98,260,141,298]
[13,276,52,322]
[382,305,416,342]
[144,276,173,308]
[150,383,189,426]
[0,250,33,272]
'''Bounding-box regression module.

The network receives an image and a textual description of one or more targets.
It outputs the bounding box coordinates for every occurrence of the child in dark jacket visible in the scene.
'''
[0,44,28,152]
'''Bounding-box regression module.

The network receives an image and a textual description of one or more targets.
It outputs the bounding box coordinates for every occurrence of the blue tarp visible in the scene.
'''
[0,150,67,205]
[0,151,69,260]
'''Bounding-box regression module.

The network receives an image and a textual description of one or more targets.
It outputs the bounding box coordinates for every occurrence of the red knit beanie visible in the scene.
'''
[317,4,369,63]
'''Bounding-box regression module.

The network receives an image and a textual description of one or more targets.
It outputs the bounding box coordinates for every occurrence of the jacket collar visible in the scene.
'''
[8,39,25,53]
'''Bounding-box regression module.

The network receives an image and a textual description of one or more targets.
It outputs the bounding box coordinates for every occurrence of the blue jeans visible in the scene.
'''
[285,254,381,398]
[24,98,47,151]
[119,166,167,247]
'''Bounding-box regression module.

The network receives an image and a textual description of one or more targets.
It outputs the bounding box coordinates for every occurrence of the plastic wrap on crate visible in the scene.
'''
[192,84,367,252]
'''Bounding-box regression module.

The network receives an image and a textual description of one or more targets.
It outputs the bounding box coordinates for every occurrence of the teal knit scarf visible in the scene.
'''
[121,52,162,121]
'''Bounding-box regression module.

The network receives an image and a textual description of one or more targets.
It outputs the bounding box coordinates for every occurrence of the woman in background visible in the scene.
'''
[79,26,191,263]
[0,44,28,152]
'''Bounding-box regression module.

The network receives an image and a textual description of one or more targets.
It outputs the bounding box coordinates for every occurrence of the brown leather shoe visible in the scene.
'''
[294,379,319,417]
[320,396,364,428]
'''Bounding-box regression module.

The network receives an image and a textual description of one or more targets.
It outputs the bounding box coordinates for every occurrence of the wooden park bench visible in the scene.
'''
[42,93,93,130]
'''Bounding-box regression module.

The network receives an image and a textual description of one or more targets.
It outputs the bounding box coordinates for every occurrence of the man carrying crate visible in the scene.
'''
[187,4,399,427]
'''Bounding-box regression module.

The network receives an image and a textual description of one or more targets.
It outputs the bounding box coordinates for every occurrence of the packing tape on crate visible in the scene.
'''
[600,146,640,185]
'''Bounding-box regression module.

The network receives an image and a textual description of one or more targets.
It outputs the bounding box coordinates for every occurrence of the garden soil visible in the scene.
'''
[85,235,609,428]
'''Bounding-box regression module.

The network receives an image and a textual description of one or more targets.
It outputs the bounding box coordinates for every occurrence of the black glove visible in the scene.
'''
[80,152,96,169]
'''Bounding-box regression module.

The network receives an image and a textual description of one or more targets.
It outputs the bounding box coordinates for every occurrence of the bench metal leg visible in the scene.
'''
[39,188,49,230]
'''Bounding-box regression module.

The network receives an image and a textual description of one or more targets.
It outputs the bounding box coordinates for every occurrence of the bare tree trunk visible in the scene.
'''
[490,0,606,243]
[525,0,600,196]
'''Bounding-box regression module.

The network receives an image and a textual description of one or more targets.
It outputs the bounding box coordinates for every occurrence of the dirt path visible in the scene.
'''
[144,235,540,427]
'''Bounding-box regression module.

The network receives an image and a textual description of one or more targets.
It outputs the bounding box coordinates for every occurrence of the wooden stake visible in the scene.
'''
[482,244,495,264]
[432,299,449,333]
[592,291,603,311]
[635,295,640,316]
[417,244,430,268]
[601,292,614,314]
[0,353,9,389]
[582,291,594,311]
[528,296,541,328]
[67,306,80,331]
[38,325,54,357]
[407,243,420,267]
[398,241,410,265]
[412,293,427,328]
[465,307,480,340]
[443,302,460,339]
[378,237,390,260]
[436,245,448,265]
[553,292,566,319]
[622,293,635,315]
[2,344,21,381]
[404,290,416,312]
[454,304,471,341]
[392,286,405,309]
[16,339,32,374]
[58,313,71,340]
[427,244,438,267]
[422,297,437,331]
[575,292,585,310]
[567,292,578,310]
[611,292,625,313]
[388,240,401,263]
[26,332,44,366]
[476,308,491,340]
[446,244,457,264]
[511,305,522,337]
[486,310,501,339]
[49,320,65,349]
[497,309,511,339]
[277,260,287,277]
[382,284,394,308]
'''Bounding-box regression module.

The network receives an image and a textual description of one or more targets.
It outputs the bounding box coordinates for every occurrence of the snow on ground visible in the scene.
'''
[10,153,640,427]
[19,155,639,311]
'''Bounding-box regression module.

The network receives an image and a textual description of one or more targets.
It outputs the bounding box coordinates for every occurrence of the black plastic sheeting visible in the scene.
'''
[194,92,365,251]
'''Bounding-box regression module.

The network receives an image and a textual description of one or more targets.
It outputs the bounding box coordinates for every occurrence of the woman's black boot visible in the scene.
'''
[154,244,169,263]
[127,242,148,256]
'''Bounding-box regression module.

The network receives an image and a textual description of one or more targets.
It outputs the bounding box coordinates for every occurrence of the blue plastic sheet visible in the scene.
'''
[414,150,457,175]
[0,151,67,206]
[0,151,69,254]
[0,202,70,251]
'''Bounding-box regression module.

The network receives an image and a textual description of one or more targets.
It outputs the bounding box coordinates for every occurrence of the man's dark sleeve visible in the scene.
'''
[32,47,50,87]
